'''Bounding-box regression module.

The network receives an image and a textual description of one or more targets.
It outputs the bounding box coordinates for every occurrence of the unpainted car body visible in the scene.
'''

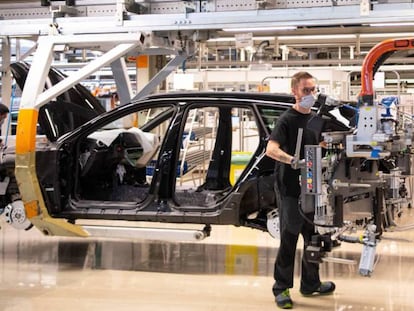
[29,92,297,229]
[2,63,352,234]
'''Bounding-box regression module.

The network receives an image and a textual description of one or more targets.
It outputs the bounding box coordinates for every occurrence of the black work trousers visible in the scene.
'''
[272,195,321,296]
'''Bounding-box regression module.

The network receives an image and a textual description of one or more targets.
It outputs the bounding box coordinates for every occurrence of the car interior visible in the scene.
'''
[73,102,271,212]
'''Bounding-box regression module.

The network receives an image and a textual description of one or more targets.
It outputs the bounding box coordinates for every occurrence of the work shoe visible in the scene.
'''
[275,289,293,309]
[300,281,336,296]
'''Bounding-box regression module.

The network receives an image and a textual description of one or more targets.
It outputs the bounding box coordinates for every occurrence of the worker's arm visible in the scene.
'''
[265,139,294,164]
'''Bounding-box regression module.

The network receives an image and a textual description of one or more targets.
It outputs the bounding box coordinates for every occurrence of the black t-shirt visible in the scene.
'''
[270,107,319,198]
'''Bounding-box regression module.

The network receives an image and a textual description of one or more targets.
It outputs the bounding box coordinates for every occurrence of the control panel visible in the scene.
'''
[304,145,322,194]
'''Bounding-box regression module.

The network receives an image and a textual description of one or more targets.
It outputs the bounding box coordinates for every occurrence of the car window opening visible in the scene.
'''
[74,107,170,203]
[174,105,260,209]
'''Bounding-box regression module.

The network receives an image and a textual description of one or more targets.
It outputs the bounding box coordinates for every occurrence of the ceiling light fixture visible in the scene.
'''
[206,32,414,43]
[273,33,414,40]
[207,36,276,42]
[223,26,297,32]
[277,34,356,40]
[369,22,414,27]
[359,32,414,38]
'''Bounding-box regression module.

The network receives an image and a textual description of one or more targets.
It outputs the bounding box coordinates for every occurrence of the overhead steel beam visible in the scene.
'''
[132,52,188,100]
[18,38,55,110]
[1,3,414,36]
[111,58,133,105]
[16,33,144,110]
[184,57,414,69]
[17,39,38,62]
[35,42,138,108]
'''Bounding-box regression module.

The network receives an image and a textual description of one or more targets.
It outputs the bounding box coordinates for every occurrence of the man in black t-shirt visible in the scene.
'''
[265,71,335,309]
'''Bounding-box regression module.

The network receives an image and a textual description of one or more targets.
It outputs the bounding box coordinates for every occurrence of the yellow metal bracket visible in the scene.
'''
[15,109,89,237]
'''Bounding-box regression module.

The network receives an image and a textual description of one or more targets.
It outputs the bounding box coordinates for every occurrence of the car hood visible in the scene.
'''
[10,62,105,142]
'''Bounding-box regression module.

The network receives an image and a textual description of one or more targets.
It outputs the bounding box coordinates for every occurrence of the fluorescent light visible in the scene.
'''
[387,79,414,84]
[207,36,275,42]
[253,36,275,41]
[223,26,297,32]
[369,23,414,27]
[278,34,356,40]
[207,37,236,42]
[206,32,414,43]
[360,32,414,38]
[276,33,414,40]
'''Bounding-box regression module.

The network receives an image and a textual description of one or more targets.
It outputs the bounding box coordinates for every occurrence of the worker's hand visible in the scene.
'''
[319,141,328,149]
[290,157,304,170]
[290,157,299,169]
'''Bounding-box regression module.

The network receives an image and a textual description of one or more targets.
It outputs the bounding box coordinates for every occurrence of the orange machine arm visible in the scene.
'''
[360,38,414,105]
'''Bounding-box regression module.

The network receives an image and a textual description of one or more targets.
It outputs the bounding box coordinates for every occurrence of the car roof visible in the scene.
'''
[140,91,296,104]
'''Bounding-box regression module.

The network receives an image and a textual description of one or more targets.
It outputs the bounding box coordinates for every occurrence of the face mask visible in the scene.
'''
[299,94,316,109]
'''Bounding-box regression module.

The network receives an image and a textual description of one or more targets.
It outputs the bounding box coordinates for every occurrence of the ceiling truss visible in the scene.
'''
[1,0,414,95]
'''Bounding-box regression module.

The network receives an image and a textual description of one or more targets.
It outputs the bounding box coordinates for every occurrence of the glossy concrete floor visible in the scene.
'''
[1,211,414,311]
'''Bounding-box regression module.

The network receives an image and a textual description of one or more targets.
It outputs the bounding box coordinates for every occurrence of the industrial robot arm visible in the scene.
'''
[300,37,414,276]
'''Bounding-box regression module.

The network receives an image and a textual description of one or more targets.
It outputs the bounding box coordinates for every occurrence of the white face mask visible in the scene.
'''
[299,94,316,109]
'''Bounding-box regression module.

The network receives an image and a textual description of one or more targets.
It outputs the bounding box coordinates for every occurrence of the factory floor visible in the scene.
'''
[1,210,414,311]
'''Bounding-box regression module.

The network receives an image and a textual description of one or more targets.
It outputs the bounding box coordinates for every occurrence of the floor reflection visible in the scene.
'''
[1,219,414,311]
[1,227,371,277]
[1,234,274,275]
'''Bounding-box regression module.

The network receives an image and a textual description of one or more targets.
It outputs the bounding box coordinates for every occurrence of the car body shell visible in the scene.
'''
[2,62,351,234]
[37,92,297,230]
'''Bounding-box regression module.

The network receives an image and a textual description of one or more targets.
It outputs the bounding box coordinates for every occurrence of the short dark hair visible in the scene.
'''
[291,71,314,89]
[0,103,9,114]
